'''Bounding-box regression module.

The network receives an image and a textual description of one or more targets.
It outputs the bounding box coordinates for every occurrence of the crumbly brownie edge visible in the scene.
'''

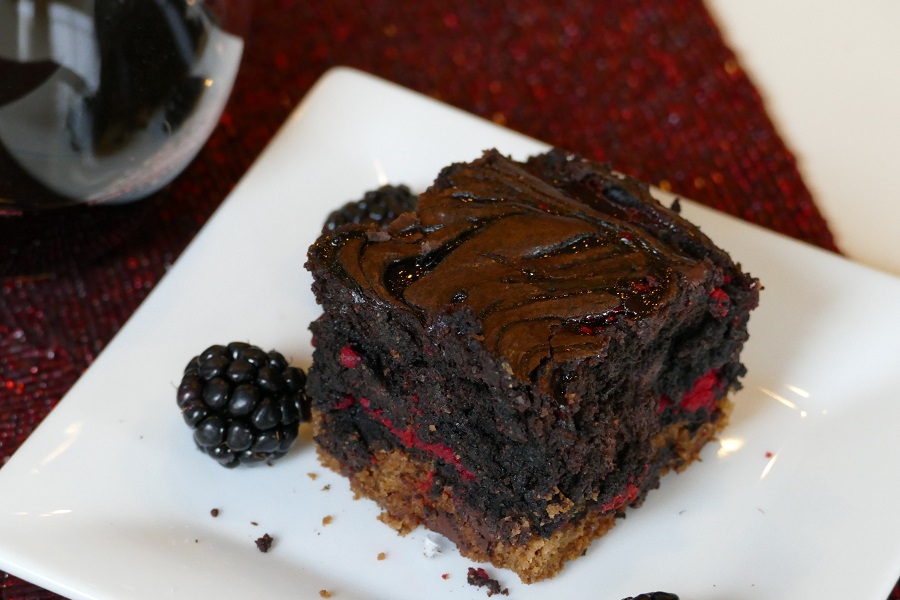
[312,397,732,584]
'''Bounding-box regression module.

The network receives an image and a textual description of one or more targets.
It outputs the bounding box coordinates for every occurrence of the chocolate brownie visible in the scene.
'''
[305,149,759,583]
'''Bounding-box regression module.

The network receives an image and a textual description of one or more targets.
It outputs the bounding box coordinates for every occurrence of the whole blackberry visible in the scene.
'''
[621,593,680,600]
[177,342,310,468]
[322,184,418,232]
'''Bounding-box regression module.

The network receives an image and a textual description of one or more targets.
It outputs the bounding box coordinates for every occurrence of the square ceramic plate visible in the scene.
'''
[1,67,899,600]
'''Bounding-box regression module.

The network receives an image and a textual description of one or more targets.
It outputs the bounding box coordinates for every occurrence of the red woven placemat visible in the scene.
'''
[2,1,894,599]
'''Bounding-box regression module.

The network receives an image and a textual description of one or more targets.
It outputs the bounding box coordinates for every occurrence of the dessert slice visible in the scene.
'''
[305,149,759,583]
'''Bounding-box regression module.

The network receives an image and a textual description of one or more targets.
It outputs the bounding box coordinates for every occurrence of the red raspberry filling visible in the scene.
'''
[679,369,720,412]
[335,395,476,481]
[600,482,641,513]
[659,368,721,414]
[708,288,730,318]
[339,345,362,368]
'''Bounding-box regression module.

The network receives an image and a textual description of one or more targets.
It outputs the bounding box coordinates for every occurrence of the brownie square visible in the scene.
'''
[305,149,759,582]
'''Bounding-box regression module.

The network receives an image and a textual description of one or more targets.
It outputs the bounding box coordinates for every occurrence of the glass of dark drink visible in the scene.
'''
[0,0,249,210]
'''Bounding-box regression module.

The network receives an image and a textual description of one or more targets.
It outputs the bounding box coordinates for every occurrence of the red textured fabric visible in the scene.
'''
[1,1,889,598]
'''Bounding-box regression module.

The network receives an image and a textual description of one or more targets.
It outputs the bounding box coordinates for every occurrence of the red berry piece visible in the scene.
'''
[339,345,362,369]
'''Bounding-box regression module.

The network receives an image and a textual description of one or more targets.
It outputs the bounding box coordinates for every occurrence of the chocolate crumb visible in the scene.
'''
[255,533,274,552]
[467,567,509,596]
[210,508,220,517]
[250,521,258,526]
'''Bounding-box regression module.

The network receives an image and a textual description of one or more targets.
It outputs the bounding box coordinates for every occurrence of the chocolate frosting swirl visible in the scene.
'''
[311,149,720,386]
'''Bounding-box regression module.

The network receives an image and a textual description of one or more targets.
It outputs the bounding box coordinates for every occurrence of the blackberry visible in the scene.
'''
[621,593,680,600]
[322,184,418,232]
[177,342,310,468]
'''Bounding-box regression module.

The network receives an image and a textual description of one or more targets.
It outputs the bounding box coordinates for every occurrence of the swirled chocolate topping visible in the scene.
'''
[310,149,725,386]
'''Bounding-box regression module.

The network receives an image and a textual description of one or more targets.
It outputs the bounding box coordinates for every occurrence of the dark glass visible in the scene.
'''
[0,0,248,210]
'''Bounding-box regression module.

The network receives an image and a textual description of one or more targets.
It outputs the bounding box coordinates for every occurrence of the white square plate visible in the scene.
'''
[1,67,899,600]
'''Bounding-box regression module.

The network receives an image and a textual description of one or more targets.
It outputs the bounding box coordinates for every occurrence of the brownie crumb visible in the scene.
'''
[467,567,509,596]
[210,508,220,517]
[255,533,274,552]
[319,590,332,598]
[621,593,680,600]
[322,515,333,526]
[377,552,386,560]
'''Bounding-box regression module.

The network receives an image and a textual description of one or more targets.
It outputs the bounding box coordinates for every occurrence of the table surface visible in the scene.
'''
[1,1,898,598]
[706,0,900,277]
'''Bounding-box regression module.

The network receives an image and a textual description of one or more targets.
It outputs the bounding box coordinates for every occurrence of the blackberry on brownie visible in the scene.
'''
[305,149,759,583]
